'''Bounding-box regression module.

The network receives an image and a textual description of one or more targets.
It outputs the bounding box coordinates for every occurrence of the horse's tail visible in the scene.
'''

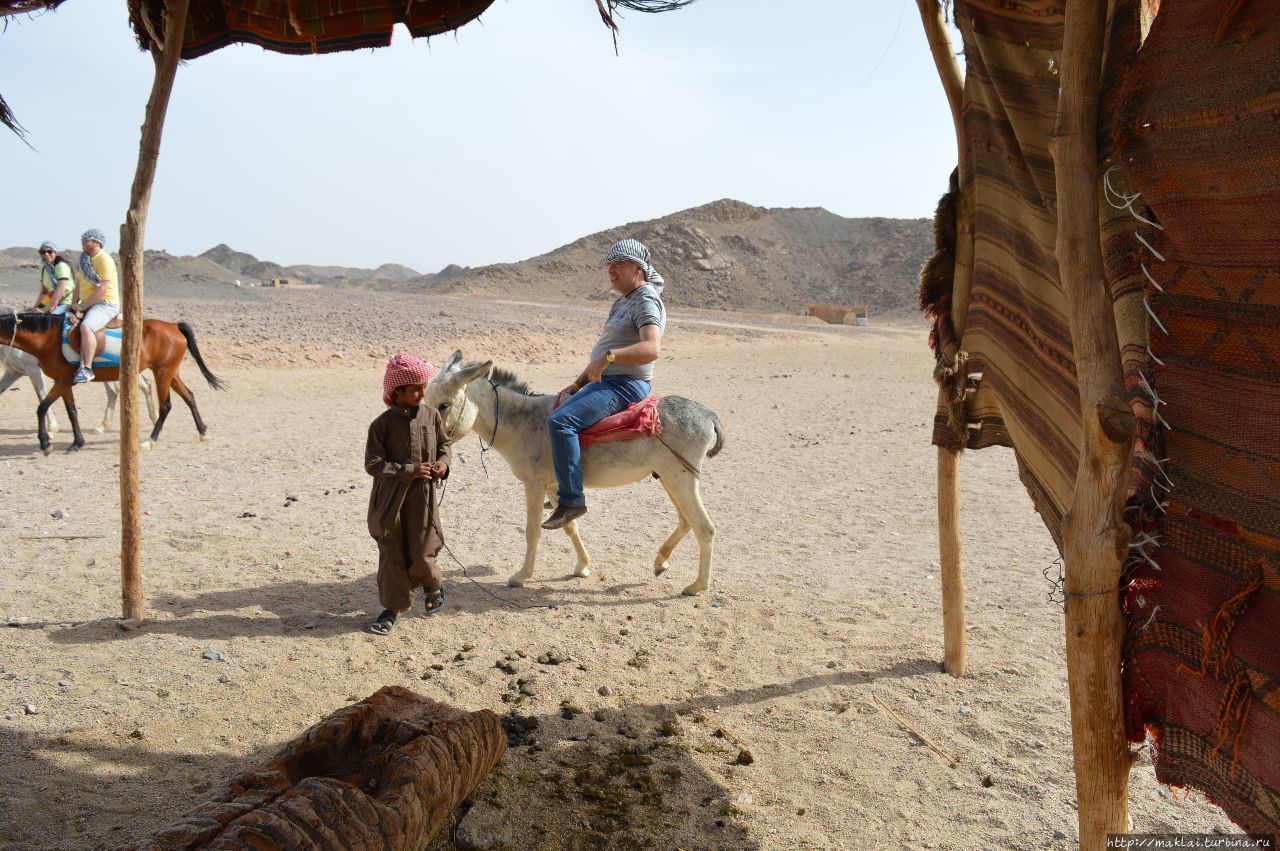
[177,322,226,391]
[707,410,725,458]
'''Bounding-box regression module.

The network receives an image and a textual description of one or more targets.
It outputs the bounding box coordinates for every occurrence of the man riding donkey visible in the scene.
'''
[542,238,666,530]
[68,228,121,384]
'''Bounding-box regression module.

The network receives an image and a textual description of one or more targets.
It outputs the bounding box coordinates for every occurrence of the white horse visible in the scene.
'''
[427,351,724,595]
[0,345,157,435]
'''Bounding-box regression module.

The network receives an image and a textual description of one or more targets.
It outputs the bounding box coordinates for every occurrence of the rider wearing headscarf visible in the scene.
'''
[33,241,74,313]
[541,238,667,530]
[71,228,121,383]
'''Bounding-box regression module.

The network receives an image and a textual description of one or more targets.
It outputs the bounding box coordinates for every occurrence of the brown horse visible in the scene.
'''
[0,311,224,455]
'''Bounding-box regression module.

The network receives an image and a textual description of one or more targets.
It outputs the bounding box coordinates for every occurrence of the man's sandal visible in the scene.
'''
[423,588,444,615]
[366,609,397,636]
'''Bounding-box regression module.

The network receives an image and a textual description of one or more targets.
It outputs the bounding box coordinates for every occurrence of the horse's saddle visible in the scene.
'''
[61,316,124,368]
[577,395,663,451]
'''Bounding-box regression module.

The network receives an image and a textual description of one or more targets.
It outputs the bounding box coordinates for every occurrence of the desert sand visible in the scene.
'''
[0,288,1235,849]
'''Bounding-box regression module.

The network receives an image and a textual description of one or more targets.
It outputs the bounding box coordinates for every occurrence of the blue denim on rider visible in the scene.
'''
[548,375,651,508]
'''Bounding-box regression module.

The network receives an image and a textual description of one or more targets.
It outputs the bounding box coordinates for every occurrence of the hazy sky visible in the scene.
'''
[1,1,959,272]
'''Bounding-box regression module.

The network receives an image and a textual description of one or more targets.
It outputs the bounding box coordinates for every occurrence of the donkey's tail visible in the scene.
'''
[177,322,226,391]
[707,410,725,458]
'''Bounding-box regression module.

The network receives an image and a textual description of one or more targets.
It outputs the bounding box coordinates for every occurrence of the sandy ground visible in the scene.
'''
[0,290,1237,849]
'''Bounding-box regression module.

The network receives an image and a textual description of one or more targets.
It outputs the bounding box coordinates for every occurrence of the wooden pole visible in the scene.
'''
[118,0,190,622]
[937,446,966,676]
[916,0,972,678]
[1051,1,1137,846]
[914,0,964,139]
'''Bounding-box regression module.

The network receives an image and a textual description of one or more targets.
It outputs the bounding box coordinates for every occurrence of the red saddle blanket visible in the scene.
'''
[556,395,662,450]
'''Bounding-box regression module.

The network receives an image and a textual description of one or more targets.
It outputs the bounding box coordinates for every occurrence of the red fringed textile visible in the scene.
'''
[553,394,662,450]
[1116,0,1280,831]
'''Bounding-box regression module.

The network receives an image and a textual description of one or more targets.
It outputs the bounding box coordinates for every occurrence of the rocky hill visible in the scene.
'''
[403,199,932,316]
[2,200,933,314]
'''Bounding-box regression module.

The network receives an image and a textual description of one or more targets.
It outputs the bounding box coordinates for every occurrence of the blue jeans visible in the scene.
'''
[548,375,651,507]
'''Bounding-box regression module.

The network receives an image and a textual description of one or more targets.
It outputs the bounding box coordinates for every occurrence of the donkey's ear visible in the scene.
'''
[458,360,493,386]
[444,350,463,371]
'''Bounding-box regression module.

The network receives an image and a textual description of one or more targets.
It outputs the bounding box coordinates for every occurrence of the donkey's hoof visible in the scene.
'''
[200,432,211,443]
[681,583,707,596]
[94,426,106,435]
[507,573,528,588]
[653,559,669,577]
[141,439,154,451]
[573,565,591,579]
[40,446,52,457]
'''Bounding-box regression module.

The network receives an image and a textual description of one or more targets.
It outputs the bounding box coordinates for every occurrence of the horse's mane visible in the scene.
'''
[488,366,542,397]
[0,311,62,333]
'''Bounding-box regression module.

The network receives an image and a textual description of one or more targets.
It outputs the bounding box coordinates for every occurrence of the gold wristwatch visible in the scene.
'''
[605,350,616,363]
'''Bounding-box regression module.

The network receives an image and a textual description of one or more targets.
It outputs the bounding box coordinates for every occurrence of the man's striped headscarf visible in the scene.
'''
[603,239,664,291]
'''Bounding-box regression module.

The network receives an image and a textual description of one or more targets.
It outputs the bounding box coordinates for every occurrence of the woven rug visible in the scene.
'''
[1114,0,1280,833]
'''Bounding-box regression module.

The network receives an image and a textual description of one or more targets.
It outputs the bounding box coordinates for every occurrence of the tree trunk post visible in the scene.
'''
[118,0,190,622]
[1052,0,1137,846]
[914,0,964,139]
[938,446,966,677]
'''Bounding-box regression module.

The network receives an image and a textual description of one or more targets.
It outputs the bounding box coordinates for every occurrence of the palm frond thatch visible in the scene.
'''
[0,0,63,16]
[2,0,65,139]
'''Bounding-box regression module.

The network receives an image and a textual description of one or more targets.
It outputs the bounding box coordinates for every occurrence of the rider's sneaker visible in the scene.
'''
[74,367,94,384]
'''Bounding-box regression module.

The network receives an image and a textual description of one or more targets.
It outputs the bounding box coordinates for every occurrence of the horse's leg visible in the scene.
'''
[509,481,547,588]
[141,373,159,425]
[36,380,69,455]
[144,368,174,450]
[99,381,118,433]
[653,476,692,577]
[662,472,716,595]
[62,389,85,451]
[168,373,209,440]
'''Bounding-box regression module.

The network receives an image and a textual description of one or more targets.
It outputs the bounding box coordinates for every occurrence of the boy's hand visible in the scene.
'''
[415,462,435,479]
[432,461,448,479]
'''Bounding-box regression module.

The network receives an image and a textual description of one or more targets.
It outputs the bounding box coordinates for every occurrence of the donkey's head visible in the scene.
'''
[427,350,493,439]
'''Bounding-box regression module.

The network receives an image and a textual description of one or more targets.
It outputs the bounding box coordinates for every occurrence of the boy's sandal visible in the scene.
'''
[367,609,397,636]
[423,588,444,615]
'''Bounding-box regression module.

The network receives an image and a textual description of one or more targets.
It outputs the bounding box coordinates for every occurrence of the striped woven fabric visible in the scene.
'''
[128,0,496,59]
[924,0,1280,832]
[926,0,1150,550]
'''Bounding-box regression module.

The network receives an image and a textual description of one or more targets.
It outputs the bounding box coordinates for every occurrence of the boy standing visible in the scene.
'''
[365,353,451,636]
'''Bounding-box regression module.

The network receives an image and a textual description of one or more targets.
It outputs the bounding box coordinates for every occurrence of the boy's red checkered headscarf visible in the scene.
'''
[383,352,437,405]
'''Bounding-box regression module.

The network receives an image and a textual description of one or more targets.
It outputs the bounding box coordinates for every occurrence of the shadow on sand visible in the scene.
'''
[4,659,933,850]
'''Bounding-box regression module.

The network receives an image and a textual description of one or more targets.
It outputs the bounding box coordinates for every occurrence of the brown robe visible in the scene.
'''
[365,403,452,613]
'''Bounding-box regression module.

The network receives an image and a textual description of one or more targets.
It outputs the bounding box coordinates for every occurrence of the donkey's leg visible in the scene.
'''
[563,519,591,578]
[169,373,209,440]
[510,481,546,587]
[663,473,716,595]
[98,381,118,433]
[144,369,174,450]
[654,477,692,577]
[62,390,85,451]
[10,363,59,434]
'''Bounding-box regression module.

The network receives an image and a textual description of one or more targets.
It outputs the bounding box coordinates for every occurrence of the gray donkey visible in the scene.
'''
[427,351,725,595]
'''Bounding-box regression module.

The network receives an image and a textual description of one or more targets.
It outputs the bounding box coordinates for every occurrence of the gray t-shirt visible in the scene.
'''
[590,284,666,381]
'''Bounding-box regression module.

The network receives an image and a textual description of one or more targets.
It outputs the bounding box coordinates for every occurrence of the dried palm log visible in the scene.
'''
[126,686,506,850]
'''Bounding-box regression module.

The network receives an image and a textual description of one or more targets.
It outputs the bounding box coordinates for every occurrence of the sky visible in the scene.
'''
[0,1,960,272]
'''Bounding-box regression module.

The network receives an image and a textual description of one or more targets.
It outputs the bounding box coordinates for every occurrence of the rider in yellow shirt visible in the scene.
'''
[71,228,120,383]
